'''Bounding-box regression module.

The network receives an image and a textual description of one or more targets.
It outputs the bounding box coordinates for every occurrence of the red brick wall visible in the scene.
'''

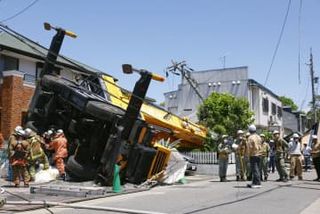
[0,74,34,139]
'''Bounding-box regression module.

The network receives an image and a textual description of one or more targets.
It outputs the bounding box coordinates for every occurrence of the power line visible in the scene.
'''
[264,0,292,86]
[298,0,303,84]
[0,0,40,23]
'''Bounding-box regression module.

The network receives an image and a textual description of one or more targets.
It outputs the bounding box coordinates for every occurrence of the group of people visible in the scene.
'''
[5,126,68,187]
[218,125,320,188]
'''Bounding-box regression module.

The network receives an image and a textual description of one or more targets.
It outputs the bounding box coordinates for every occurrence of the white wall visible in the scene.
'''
[19,58,36,76]
[251,87,282,128]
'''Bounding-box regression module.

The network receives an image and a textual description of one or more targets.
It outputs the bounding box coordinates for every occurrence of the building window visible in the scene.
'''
[277,106,282,118]
[272,103,276,115]
[3,55,19,71]
[262,97,269,113]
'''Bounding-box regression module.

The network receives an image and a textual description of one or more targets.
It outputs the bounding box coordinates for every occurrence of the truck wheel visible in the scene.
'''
[85,101,124,121]
[66,155,96,180]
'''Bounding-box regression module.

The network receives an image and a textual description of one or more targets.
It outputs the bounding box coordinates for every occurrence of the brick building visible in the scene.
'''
[0,28,101,139]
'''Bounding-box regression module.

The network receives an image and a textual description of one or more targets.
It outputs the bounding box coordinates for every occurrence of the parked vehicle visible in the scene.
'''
[181,154,197,176]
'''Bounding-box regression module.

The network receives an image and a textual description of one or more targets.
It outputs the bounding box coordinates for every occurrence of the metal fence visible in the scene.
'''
[23,73,36,84]
[182,152,235,164]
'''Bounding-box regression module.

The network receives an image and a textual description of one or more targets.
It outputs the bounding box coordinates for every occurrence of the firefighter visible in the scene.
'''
[46,129,68,179]
[259,134,270,181]
[268,140,276,173]
[8,129,30,187]
[273,130,289,182]
[311,135,320,181]
[233,130,247,181]
[24,128,50,181]
[218,135,231,182]
[245,132,252,181]
[247,125,262,188]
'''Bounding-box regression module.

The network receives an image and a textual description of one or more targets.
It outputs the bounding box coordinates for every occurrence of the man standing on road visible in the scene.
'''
[46,129,68,179]
[302,142,312,172]
[247,125,262,188]
[260,134,270,181]
[233,130,244,181]
[311,135,320,181]
[245,132,252,181]
[273,130,289,182]
[8,129,30,187]
[288,133,303,180]
[268,140,276,173]
[218,135,231,182]
[25,128,50,181]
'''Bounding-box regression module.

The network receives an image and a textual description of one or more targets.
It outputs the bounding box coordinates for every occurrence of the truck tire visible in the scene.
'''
[66,155,96,180]
[85,101,124,121]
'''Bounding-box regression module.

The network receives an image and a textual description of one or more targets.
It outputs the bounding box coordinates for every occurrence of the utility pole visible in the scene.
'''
[166,60,204,102]
[309,48,317,124]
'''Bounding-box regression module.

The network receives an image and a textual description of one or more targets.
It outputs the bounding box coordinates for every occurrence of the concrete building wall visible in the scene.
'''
[164,67,250,121]
[19,57,36,76]
[164,66,283,129]
[249,84,283,129]
[283,110,298,135]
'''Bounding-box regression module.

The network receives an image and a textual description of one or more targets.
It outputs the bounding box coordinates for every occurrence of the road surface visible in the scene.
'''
[16,170,320,214]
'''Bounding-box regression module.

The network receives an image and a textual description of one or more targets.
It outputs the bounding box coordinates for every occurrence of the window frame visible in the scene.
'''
[262,97,269,113]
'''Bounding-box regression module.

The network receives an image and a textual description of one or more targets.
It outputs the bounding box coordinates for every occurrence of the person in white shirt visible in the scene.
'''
[288,133,303,180]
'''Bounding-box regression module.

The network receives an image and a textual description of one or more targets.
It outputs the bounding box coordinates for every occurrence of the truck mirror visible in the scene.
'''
[122,64,133,74]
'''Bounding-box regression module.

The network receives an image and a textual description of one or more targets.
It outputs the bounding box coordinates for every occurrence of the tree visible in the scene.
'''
[306,95,320,128]
[197,92,254,151]
[279,96,298,111]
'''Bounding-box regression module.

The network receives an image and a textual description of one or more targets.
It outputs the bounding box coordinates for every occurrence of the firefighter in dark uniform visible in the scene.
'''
[273,130,289,182]
[8,128,30,187]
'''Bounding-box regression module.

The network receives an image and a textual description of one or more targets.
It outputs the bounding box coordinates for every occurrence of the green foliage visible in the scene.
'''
[306,95,320,128]
[159,102,165,107]
[279,96,298,111]
[197,92,254,151]
[260,130,272,141]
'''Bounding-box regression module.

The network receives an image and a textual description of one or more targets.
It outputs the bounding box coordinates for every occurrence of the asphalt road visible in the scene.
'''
[15,171,320,214]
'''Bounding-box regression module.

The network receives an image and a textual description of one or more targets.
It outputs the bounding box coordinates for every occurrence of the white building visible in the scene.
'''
[164,66,283,130]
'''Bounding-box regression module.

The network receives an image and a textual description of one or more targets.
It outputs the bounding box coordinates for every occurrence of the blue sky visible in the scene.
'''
[1,0,319,110]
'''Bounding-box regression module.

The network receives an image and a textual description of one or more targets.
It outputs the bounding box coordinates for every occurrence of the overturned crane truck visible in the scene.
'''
[25,23,206,186]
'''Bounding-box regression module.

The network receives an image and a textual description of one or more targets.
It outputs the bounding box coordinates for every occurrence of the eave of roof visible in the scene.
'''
[248,79,280,99]
[0,30,113,78]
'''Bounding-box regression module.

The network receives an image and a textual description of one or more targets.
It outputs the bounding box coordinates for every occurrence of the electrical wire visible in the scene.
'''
[264,0,292,86]
[0,0,40,23]
[299,68,310,111]
[298,0,303,84]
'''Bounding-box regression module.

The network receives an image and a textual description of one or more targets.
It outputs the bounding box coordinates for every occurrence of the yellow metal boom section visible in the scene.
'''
[102,75,207,148]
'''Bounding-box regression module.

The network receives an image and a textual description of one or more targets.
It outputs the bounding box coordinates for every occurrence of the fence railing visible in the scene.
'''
[182,152,235,164]
[23,73,36,84]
